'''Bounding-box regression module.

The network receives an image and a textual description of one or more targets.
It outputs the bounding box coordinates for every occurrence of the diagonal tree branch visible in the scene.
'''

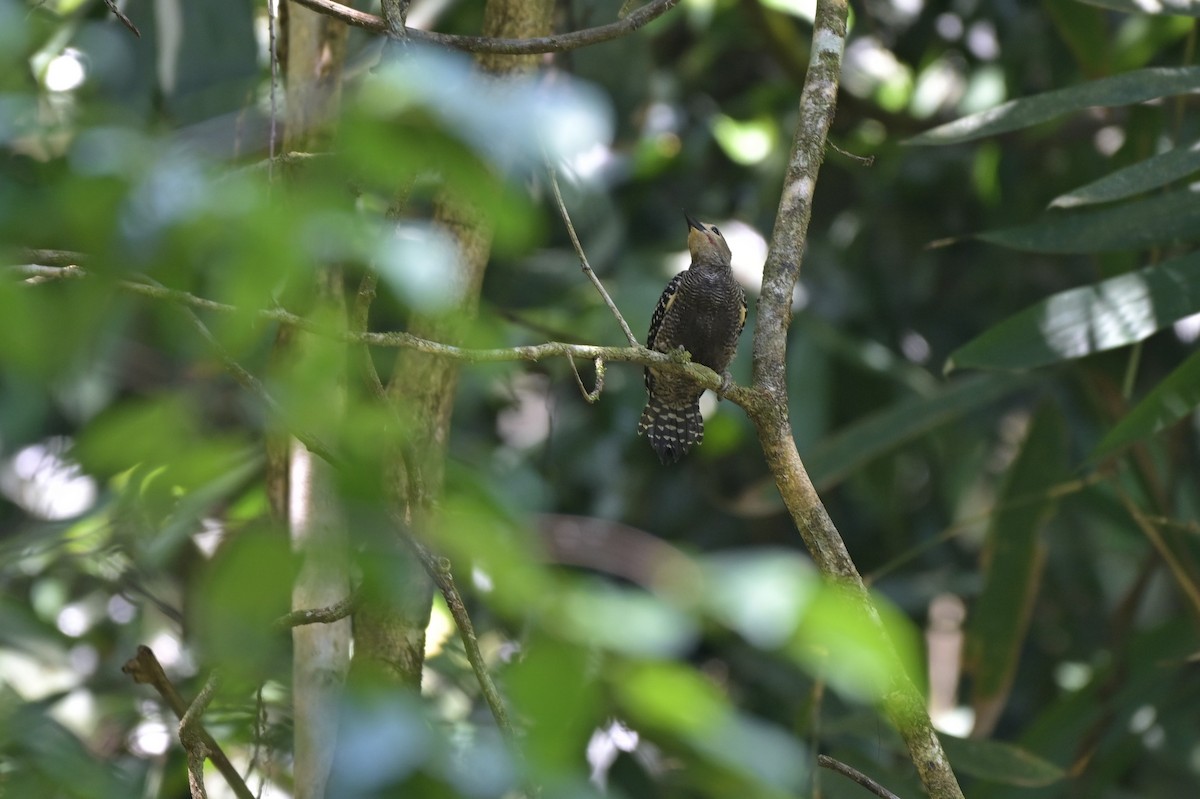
[286,0,680,54]
[744,0,964,796]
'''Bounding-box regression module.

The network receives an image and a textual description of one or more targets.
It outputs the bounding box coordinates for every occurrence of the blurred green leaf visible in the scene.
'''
[702,550,817,648]
[966,403,1065,735]
[807,374,1029,489]
[938,733,1067,786]
[789,585,923,703]
[507,635,602,773]
[1051,139,1200,208]
[1073,0,1200,16]
[947,250,1200,371]
[908,66,1200,145]
[978,186,1200,252]
[553,581,697,658]
[1094,346,1200,456]
[617,660,726,735]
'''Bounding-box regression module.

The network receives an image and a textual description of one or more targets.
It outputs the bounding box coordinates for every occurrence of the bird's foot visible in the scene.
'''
[668,346,692,364]
[717,371,735,399]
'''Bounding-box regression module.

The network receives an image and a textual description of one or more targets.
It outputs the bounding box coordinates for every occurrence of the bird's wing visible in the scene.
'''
[647,271,686,351]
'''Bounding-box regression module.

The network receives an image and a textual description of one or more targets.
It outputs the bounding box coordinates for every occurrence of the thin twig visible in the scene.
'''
[276,593,360,628]
[122,647,255,799]
[180,673,220,799]
[817,755,903,799]
[16,264,743,399]
[566,356,605,403]
[286,0,680,54]
[399,527,515,739]
[1118,487,1200,624]
[545,164,639,346]
[102,0,141,37]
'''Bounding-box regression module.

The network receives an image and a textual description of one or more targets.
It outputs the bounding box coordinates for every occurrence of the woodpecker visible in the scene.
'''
[638,214,747,464]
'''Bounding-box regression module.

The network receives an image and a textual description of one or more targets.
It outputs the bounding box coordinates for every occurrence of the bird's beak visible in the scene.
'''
[684,212,704,232]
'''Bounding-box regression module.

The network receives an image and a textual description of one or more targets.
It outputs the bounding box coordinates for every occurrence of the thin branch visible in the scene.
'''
[1119,487,1200,624]
[744,0,964,795]
[180,673,220,799]
[122,647,255,799]
[276,594,360,628]
[17,264,743,399]
[545,164,639,346]
[102,0,141,37]
[567,356,605,403]
[286,0,680,54]
[399,526,515,740]
[817,755,903,799]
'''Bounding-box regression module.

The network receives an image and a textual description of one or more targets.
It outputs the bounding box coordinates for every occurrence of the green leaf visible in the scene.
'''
[947,250,1200,371]
[908,66,1200,145]
[1051,139,1200,208]
[807,374,1030,490]
[1073,0,1200,17]
[979,186,1200,252]
[1094,346,1200,456]
[966,404,1066,736]
[938,734,1067,787]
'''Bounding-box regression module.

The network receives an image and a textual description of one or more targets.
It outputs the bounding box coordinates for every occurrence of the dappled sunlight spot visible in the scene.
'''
[936,13,963,40]
[129,717,172,757]
[843,37,911,103]
[1129,704,1157,734]
[720,219,768,294]
[0,438,97,521]
[758,0,816,23]
[911,56,967,119]
[1038,274,1157,359]
[496,374,551,450]
[147,631,184,669]
[712,115,775,165]
[966,21,1000,61]
[49,689,97,739]
[932,707,974,737]
[45,50,86,92]
[56,604,90,637]
[107,594,137,624]
[423,600,454,660]
[901,330,931,363]
[0,649,78,700]
[1054,661,1093,691]
[1174,311,1200,343]
[1094,125,1126,157]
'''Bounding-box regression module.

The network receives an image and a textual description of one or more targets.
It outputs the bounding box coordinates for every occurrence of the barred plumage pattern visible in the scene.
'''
[639,218,746,464]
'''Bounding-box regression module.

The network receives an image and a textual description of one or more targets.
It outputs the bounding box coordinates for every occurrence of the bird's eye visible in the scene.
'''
[710,226,721,236]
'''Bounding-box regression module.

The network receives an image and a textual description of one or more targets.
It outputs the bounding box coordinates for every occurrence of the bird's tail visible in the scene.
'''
[638,397,704,464]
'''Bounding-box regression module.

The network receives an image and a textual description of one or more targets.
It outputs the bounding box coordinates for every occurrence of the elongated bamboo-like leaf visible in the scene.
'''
[946,251,1200,371]
[966,404,1066,738]
[908,66,1200,145]
[1094,347,1200,456]
[807,373,1030,490]
[1073,0,1200,17]
[1051,140,1200,208]
[979,186,1200,252]
[938,733,1066,787]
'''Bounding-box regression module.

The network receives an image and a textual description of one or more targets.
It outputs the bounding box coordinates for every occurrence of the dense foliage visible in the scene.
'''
[2,0,1199,797]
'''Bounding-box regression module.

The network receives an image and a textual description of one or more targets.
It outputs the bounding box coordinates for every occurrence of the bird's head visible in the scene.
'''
[685,213,732,267]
